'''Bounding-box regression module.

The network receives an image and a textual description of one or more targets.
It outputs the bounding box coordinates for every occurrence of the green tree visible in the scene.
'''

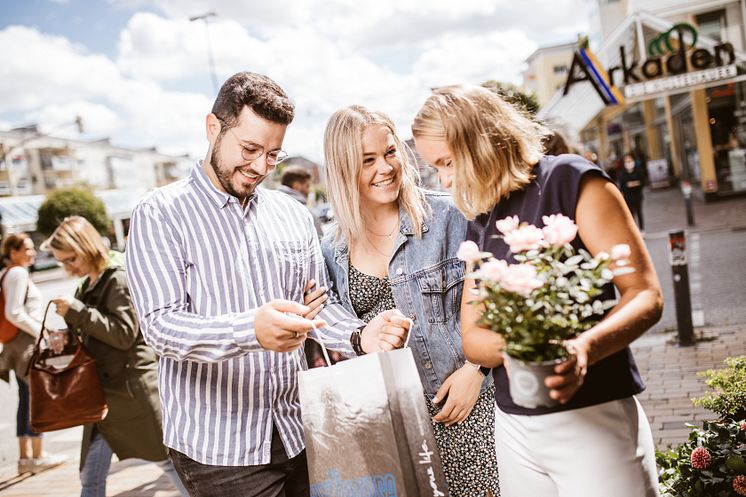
[37,187,110,236]
[481,80,540,117]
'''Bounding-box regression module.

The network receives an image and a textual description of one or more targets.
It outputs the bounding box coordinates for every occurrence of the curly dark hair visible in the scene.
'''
[211,72,295,128]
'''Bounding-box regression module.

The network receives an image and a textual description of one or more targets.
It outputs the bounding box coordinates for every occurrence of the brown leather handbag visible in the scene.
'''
[28,302,108,432]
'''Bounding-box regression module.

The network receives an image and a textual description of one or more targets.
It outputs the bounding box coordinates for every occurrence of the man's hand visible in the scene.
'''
[255,300,327,352]
[361,309,411,353]
[432,364,484,426]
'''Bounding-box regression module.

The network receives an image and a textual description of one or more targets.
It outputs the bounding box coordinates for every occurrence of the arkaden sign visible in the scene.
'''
[564,23,738,105]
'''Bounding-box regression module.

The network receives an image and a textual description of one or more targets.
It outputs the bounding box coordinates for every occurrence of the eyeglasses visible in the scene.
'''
[219,119,289,168]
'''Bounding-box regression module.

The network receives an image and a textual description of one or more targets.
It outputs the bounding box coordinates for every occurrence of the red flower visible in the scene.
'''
[740,421,746,431]
[733,475,746,496]
[690,447,711,469]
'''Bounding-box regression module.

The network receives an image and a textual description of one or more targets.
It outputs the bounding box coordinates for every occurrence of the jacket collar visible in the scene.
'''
[332,205,429,263]
[398,204,429,235]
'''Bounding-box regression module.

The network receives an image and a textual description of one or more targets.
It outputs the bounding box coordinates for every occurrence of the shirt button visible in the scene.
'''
[424,362,432,369]
[395,267,404,275]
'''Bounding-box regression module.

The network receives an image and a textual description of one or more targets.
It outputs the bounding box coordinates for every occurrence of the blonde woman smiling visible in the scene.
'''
[305,105,499,497]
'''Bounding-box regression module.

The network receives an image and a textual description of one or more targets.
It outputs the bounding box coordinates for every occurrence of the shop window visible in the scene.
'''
[695,10,726,42]
[707,82,746,193]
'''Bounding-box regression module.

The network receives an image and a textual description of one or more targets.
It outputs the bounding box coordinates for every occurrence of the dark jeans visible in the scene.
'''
[169,425,309,497]
[16,377,40,438]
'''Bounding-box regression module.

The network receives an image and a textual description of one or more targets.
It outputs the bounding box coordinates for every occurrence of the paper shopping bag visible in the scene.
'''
[298,348,449,497]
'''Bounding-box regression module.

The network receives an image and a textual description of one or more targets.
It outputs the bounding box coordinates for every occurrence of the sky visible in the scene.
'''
[0,0,595,163]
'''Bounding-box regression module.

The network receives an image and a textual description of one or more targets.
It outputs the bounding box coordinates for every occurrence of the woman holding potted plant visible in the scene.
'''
[412,85,663,497]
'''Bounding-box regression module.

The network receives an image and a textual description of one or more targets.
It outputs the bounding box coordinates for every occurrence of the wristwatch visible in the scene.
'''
[350,326,366,356]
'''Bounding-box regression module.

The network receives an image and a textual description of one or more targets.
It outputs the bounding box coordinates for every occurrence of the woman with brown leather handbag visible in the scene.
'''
[0,233,67,475]
[42,217,188,497]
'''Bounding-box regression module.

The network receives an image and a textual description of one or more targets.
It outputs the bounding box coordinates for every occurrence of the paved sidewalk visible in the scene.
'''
[1,186,743,495]
[0,426,179,497]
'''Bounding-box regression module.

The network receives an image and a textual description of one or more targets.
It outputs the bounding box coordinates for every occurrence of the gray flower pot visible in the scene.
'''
[503,353,562,409]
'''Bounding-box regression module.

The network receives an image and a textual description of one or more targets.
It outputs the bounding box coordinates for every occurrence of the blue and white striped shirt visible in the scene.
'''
[125,163,362,466]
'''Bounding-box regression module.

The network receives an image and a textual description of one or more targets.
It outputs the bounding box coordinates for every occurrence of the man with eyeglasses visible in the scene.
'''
[125,72,410,497]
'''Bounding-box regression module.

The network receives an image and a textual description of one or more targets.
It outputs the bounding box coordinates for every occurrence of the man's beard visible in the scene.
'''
[209,133,258,201]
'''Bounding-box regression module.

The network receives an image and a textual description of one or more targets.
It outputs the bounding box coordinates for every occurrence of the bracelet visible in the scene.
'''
[350,326,366,356]
[465,360,490,377]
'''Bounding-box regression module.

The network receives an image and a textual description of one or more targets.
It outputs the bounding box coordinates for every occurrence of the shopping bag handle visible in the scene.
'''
[402,317,414,349]
[309,320,333,368]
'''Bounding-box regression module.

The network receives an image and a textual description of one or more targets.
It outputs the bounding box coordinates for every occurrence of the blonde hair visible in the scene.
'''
[324,105,428,243]
[41,216,109,273]
[411,84,550,219]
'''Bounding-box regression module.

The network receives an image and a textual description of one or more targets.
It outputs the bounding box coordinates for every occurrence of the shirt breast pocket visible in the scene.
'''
[416,258,465,324]
[271,240,309,300]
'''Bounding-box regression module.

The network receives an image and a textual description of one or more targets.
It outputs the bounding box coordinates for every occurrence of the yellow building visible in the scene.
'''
[523,42,576,107]
[539,0,746,200]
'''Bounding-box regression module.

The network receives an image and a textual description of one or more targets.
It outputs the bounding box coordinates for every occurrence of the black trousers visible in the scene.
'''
[169,426,309,497]
[624,194,644,230]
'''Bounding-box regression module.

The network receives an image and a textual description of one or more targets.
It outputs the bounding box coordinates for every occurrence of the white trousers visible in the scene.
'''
[494,397,660,497]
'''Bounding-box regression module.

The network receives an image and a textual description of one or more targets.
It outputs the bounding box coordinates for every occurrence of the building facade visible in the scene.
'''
[0,126,193,247]
[539,0,746,200]
[523,42,577,107]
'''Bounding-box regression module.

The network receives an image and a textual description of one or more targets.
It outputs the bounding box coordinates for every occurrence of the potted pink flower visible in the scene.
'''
[457,214,633,408]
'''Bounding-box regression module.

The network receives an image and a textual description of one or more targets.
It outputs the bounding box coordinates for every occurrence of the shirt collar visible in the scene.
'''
[191,161,263,209]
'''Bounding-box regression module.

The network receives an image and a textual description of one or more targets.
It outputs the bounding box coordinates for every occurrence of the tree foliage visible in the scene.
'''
[37,187,110,236]
[481,80,540,117]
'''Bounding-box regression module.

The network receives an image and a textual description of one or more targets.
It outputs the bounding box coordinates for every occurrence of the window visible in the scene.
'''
[695,10,726,42]
[553,64,568,75]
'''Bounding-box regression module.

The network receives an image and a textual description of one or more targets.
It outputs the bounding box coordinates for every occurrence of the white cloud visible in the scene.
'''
[2,1,594,163]
[0,25,210,157]
[30,101,120,138]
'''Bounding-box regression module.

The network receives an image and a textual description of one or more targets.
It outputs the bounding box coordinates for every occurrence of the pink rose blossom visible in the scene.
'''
[457,241,482,265]
[499,263,543,297]
[504,225,544,253]
[541,214,578,246]
[480,259,508,282]
[611,244,632,261]
[495,216,520,235]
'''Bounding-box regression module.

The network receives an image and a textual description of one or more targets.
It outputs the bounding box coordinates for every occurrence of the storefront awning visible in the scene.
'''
[0,189,145,234]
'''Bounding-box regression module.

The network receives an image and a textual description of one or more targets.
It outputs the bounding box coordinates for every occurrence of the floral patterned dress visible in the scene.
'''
[348,265,500,497]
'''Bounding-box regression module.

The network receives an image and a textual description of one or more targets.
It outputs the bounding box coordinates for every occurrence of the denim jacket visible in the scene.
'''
[321,191,493,397]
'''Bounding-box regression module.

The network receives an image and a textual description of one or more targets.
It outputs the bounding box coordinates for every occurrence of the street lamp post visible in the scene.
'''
[2,116,84,197]
[189,11,219,96]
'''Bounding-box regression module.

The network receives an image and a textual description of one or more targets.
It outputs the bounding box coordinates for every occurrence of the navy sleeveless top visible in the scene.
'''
[466,154,645,415]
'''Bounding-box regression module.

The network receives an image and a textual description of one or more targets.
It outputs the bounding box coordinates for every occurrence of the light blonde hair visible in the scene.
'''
[324,105,428,243]
[411,84,550,219]
[41,216,108,273]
